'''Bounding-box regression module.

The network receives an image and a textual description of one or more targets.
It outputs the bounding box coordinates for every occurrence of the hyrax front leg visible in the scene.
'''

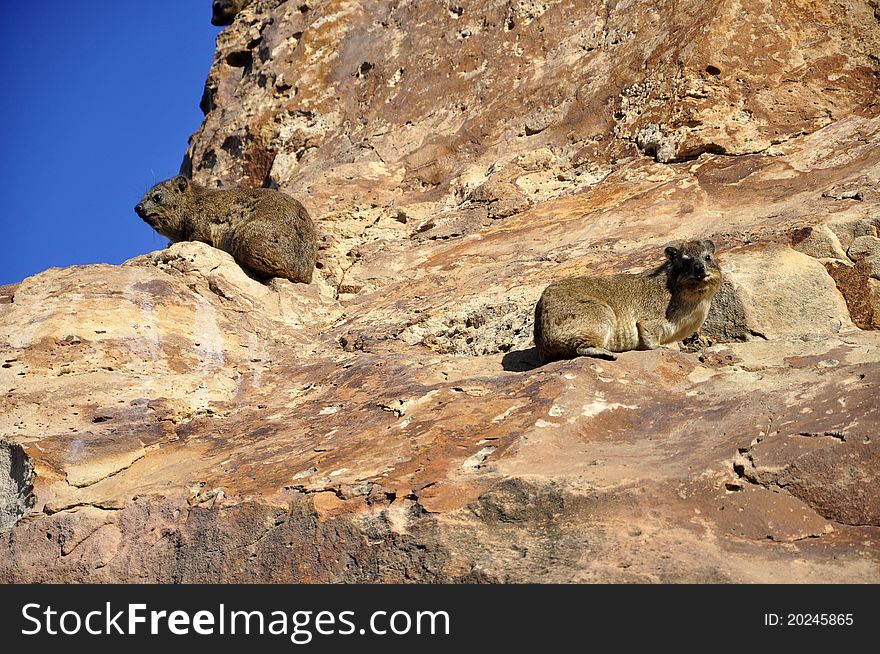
[636,320,663,350]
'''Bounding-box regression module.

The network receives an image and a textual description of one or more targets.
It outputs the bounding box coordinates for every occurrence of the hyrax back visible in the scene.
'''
[135,176,317,284]
[534,240,721,362]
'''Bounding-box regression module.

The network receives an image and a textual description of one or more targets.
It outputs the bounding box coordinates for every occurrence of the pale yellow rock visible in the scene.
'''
[722,245,855,338]
[792,224,848,261]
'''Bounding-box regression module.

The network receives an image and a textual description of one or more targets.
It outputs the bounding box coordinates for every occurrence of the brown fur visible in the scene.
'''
[135,176,317,284]
[534,240,722,362]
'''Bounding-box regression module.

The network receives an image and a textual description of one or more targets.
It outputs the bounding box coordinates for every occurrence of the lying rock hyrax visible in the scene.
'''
[135,176,317,284]
[534,240,721,362]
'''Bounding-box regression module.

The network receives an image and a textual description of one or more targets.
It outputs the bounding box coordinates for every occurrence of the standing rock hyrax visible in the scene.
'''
[534,240,721,362]
[135,176,317,284]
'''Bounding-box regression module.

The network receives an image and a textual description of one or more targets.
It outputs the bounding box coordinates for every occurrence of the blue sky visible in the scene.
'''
[0,2,221,286]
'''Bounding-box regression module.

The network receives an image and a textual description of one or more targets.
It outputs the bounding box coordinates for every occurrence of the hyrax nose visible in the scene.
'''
[694,262,706,276]
[135,203,145,216]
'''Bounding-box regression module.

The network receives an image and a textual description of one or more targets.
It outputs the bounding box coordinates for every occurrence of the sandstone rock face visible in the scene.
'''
[1,0,879,582]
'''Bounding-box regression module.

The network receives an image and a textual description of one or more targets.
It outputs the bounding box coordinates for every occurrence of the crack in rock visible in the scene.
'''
[0,440,35,531]
[732,432,879,527]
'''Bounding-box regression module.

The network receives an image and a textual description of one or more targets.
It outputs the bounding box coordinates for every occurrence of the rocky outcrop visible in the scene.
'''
[1,0,879,582]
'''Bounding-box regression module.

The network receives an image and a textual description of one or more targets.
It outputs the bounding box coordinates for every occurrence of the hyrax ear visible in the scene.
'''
[173,176,190,193]
[701,239,716,254]
[665,245,680,261]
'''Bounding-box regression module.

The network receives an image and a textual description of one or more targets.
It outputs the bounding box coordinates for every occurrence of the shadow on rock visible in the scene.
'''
[501,347,542,372]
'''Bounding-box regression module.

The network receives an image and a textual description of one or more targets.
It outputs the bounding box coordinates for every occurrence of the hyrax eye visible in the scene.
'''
[704,254,712,261]
[152,193,164,203]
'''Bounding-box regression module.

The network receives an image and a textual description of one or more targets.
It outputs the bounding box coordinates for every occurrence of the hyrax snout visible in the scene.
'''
[534,240,722,362]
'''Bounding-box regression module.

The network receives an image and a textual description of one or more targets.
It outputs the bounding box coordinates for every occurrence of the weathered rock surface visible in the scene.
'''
[1,0,879,582]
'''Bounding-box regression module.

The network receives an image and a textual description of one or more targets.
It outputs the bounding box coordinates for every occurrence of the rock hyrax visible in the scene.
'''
[534,240,721,362]
[135,176,317,284]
